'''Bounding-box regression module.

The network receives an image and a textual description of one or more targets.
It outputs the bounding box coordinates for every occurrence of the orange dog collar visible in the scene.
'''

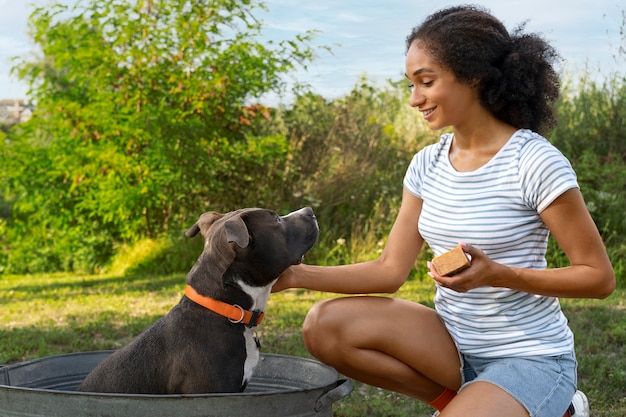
[184,285,265,327]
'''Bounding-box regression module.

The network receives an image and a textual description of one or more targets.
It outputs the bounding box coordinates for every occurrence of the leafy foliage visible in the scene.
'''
[2,0,317,273]
[0,1,624,284]
[550,74,626,283]
[265,79,439,269]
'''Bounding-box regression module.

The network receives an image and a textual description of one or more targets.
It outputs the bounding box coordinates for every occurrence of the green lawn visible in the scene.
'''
[1,273,624,416]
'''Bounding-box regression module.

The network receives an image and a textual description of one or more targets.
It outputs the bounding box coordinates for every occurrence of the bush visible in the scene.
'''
[1,0,318,274]
[2,30,624,284]
[107,233,202,277]
[253,78,440,277]
[550,73,626,284]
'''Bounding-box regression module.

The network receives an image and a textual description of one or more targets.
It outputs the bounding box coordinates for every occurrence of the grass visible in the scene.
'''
[1,272,625,416]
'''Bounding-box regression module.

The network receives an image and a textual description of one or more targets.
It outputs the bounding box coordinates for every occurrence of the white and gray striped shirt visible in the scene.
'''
[404,129,578,357]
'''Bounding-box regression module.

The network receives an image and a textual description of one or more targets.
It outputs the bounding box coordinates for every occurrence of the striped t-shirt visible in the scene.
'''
[403,129,578,357]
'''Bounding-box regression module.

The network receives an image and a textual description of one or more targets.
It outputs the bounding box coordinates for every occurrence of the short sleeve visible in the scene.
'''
[518,134,579,213]
[403,136,448,198]
[403,152,425,198]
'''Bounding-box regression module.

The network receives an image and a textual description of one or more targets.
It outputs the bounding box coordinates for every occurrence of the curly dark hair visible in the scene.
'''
[406,5,561,135]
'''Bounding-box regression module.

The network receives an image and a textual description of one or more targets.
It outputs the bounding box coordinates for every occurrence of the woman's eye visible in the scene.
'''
[408,81,433,90]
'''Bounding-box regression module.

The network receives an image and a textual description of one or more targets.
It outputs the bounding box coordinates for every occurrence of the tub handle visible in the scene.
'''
[314,379,354,412]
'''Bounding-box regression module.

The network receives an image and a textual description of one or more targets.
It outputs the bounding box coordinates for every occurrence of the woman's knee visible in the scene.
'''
[302,298,347,359]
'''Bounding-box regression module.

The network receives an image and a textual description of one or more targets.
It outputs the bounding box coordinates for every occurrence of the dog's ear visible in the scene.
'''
[185,212,223,238]
[224,216,250,248]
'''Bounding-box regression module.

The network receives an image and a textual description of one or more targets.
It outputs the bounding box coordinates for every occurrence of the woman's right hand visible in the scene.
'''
[272,264,299,293]
[270,188,425,295]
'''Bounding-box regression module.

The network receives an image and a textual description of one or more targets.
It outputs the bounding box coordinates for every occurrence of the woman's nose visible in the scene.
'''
[409,87,425,108]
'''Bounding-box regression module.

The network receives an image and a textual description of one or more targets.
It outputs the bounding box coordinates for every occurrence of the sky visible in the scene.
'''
[1,0,624,103]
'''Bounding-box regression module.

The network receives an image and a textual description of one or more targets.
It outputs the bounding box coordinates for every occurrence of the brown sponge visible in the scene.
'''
[432,245,471,276]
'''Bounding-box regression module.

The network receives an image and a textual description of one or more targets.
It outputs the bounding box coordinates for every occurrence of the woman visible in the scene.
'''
[273,5,615,417]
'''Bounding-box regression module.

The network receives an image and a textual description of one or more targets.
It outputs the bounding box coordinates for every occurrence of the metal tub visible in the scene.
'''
[0,351,353,417]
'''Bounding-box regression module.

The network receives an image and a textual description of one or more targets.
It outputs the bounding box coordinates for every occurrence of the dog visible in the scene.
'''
[77,207,318,394]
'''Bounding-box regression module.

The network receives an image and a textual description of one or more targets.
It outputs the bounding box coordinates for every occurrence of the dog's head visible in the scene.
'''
[185,207,319,292]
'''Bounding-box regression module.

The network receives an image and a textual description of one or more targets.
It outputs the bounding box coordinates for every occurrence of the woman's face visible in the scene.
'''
[405,41,479,131]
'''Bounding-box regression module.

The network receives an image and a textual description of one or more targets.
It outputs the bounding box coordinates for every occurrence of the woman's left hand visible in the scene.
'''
[427,242,513,292]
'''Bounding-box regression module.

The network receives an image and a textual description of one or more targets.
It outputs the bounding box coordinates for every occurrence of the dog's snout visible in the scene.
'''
[282,206,316,220]
[302,206,315,217]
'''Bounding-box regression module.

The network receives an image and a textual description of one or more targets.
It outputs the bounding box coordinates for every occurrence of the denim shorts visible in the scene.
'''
[460,352,577,417]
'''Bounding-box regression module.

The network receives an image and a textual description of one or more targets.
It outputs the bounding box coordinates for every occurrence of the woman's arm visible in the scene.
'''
[273,188,426,294]
[430,188,615,298]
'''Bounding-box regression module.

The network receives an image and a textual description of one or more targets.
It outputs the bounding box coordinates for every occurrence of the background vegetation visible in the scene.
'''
[0,0,319,273]
[0,0,625,415]
[0,0,624,282]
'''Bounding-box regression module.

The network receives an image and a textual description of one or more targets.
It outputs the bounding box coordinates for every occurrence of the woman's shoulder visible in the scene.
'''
[407,134,451,174]
[415,132,452,158]
[511,129,558,153]
[510,129,570,166]
[404,133,452,195]
[511,129,578,211]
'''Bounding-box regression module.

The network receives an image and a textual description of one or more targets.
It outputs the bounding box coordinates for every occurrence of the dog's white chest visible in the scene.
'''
[242,329,260,384]
[237,279,277,386]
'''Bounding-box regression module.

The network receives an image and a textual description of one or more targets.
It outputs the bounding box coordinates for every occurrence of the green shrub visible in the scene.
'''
[107,233,202,277]
[550,73,626,284]
[1,0,318,274]
[2,30,624,285]
[268,79,439,269]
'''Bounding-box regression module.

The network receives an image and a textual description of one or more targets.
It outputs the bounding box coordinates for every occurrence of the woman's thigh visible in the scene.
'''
[448,353,577,417]
[442,381,530,417]
[303,296,462,399]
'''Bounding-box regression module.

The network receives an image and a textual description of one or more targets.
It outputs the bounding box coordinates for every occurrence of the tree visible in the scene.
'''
[3,0,317,273]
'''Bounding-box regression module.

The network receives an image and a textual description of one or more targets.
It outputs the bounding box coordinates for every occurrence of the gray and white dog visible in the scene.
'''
[78,207,318,394]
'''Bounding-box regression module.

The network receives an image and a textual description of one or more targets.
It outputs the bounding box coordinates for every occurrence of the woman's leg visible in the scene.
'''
[302,296,462,402]
[441,382,530,417]
[303,296,533,416]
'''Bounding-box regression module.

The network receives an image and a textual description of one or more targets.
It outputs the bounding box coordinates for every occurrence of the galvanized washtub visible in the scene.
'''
[0,351,353,417]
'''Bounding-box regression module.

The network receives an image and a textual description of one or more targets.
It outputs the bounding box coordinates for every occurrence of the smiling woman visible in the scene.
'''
[404,47,483,134]
[405,8,561,136]
[272,5,615,417]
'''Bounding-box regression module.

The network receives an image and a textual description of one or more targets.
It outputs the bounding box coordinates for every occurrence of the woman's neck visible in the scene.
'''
[449,116,518,172]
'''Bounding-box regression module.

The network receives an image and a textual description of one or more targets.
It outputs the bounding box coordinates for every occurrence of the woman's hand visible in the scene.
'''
[272,265,299,293]
[429,189,615,298]
[271,188,427,295]
[427,242,514,292]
